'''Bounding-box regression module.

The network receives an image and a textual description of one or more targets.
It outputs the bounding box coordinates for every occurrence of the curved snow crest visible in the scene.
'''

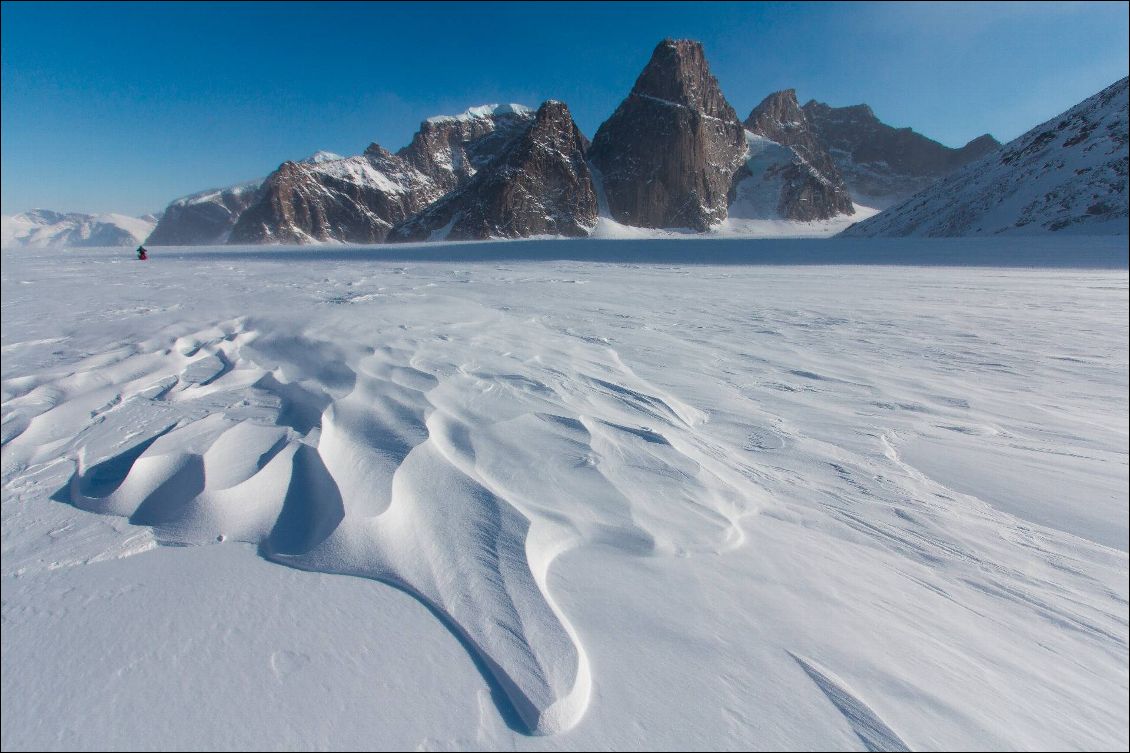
[5,314,763,735]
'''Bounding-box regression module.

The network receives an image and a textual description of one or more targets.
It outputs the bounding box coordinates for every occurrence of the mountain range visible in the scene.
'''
[0,209,157,249]
[4,40,1125,248]
[844,76,1129,237]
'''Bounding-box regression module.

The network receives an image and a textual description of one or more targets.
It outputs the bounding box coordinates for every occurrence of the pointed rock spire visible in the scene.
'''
[588,39,748,230]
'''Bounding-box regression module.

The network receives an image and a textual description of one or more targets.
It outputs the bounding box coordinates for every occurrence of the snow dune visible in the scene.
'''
[4,293,761,735]
[1,239,1127,749]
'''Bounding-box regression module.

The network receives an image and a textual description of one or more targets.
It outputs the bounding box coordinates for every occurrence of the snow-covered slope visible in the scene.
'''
[845,77,1129,237]
[1,209,155,249]
[1,240,1126,750]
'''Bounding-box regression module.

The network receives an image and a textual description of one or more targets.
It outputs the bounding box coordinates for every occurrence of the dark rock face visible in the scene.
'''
[390,101,597,242]
[147,182,263,245]
[588,39,748,230]
[738,89,854,221]
[803,100,1000,207]
[228,106,538,244]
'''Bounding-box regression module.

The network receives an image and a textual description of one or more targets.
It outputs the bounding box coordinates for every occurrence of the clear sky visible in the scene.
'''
[2,1,1127,216]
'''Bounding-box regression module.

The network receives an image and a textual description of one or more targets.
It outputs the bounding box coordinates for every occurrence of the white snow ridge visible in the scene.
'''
[426,103,534,124]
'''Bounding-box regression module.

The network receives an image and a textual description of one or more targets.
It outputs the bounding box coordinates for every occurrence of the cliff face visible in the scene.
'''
[588,39,748,230]
[390,101,597,242]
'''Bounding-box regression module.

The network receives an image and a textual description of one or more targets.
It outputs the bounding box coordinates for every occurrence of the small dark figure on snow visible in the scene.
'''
[136,246,148,260]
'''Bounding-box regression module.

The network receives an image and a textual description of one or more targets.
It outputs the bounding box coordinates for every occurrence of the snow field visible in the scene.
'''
[1,239,1127,750]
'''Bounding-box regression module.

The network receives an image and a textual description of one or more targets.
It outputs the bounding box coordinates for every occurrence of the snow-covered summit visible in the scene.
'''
[844,76,1129,237]
[301,150,344,165]
[425,103,533,125]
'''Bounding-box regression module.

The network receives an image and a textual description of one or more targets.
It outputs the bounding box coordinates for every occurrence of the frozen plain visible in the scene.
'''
[1,237,1127,751]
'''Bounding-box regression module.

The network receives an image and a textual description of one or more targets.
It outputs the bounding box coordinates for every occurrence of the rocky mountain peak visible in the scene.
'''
[389,99,597,242]
[629,39,739,119]
[960,133,1002,157]
[745,89,807,142]
[363,142,395,159]
[589,39,747,230]
[733,89,855,222]
[745,89,827,156]
[803,100,876,124]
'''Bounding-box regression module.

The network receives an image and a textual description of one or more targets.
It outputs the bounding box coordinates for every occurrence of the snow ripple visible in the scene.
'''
[2,316,763,735]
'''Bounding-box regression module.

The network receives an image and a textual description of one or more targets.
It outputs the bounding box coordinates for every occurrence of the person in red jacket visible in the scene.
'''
[136,246,148,260]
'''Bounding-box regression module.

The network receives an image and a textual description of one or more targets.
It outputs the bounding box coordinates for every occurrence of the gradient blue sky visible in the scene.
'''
[2,1,1127,216]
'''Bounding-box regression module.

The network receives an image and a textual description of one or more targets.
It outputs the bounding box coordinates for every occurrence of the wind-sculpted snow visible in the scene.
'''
[2,313,758,735]
[1,241,1127,749]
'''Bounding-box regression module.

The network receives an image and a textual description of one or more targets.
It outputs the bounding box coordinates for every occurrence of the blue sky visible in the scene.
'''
[2,1,1127,216]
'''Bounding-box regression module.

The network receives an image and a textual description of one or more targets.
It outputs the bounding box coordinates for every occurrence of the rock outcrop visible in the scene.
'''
[843,77,1128,237]
[389,101,597,242]
[588,39,748,230]
[734,89,854,221]
[803,100,1000,207]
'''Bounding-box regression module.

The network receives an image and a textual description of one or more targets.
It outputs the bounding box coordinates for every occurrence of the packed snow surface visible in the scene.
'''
[1,239,1127,750]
